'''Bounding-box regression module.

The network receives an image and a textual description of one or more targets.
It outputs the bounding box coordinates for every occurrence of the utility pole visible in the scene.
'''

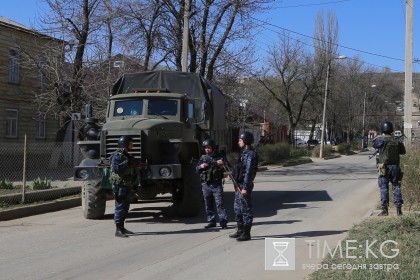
[404,0,413,146]
[181,0,190,72]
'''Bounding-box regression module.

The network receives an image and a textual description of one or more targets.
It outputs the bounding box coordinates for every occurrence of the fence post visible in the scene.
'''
[22,134,27,204]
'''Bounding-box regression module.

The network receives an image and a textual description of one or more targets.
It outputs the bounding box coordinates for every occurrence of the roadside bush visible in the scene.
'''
[337,143,351,155]
[401,144,420,211]
[311,145,333,157]
[31,177,52,190]
[256,143,290,165]
[0,179,14,190]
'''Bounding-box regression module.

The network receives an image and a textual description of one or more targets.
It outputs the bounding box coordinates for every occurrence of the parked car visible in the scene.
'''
[326,140,336,145]
[295,138,305,145]
[306,139,319,149]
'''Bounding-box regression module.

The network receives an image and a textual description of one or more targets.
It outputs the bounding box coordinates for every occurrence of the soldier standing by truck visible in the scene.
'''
[229,132,258,241]
[372,121,406,216]
[109,136,139,237]
[196,139,229,229]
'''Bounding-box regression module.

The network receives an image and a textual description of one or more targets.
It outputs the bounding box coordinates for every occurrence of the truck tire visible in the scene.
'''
[82,180,106,219]
[173,164,203,217]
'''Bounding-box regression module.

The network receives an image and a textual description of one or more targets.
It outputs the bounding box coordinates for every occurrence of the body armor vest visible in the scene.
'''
[109,150,137,186]
[378,136,400,165]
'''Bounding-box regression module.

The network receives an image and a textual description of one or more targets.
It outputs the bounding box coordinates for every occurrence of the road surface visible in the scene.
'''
[0,151,379,280]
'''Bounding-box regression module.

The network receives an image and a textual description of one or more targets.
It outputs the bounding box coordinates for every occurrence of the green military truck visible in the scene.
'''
[74,70,227,219]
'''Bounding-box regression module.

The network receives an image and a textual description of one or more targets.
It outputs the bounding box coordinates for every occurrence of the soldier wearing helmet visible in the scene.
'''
[196,138,229,229]
[372,121,406,216]
[109,135,138,237]
[229,131,259,241]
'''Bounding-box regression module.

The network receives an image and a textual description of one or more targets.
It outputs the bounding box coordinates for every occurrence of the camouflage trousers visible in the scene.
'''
[233,185,253,226]
[378,165,403,208]
[113,184,131,224]
[201,182,228,225]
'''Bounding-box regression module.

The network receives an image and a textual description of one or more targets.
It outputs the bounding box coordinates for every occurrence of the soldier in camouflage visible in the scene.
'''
[229,131,258,241]
[196,139,229,229]
[109,135,139,237]
[372,121,406,216]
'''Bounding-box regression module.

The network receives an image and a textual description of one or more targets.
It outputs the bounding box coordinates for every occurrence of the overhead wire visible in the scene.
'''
[250,16,406,72]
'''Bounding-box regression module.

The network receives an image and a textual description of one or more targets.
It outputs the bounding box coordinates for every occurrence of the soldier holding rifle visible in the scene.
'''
[109,136,142,237]
[372,121,406,216]
[229,132,259,242]
[196,139,229,229]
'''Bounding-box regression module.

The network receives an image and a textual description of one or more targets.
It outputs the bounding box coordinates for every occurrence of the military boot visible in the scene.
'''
[396,207,403,216]
[229,223,244,238]
[236,225,251,241]
[121,222,134,234]
[115,224,128,238]
[378,206,388,216]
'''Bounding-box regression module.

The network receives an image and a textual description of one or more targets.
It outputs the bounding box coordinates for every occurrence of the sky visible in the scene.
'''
[254,0,419,73]
[1,0,418,73]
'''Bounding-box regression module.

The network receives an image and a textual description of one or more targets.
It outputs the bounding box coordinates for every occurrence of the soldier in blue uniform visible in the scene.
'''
[196,139,229,229]
[372,121,406,216]
[109,136,139,237]
[229,131,258,241]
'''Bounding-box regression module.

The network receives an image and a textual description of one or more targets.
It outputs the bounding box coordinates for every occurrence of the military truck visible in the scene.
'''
[74,70,227,219]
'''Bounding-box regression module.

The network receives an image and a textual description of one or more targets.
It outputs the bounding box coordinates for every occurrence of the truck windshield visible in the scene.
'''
[114,100,143,116]
[148,99,177,116]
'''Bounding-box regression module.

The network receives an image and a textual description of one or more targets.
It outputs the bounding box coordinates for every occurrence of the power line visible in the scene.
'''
[250,18,405,72]
[251,16,405,63]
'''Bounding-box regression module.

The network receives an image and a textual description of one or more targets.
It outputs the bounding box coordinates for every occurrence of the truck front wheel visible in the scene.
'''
[82,180,106,219]
[173,164,203,217]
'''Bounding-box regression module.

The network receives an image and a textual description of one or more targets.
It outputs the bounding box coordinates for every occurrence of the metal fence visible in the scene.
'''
[0,141,83,206]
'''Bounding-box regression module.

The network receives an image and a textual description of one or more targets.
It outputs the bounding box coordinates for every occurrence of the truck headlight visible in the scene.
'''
[159,167,172,178]
[76,169,89,180]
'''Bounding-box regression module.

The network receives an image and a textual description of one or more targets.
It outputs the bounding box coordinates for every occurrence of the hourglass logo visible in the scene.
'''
[265,238,295,270]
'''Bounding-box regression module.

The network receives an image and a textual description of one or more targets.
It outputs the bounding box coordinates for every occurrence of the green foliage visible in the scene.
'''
[311,144,333,157]
[31,177,52,190]
[309,214,420,280]
[337,143,351,155]
[0,178,14,190]
[256,143,291,165]
[401,145,420,211]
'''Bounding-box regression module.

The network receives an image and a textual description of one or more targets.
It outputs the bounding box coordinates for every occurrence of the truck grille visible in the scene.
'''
[105,134,141,159]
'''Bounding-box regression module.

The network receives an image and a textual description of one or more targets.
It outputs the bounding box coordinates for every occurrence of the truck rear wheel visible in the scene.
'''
[173,164,202,217]
[82,180,106,219]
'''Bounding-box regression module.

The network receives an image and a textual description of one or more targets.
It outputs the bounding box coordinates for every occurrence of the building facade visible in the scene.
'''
[0,17,61,144]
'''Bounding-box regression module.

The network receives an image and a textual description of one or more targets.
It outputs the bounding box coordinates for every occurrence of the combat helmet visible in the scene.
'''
[381,121,394,134]
[202,138,217,149]
[240,131,254,145]
[118,135,133,149]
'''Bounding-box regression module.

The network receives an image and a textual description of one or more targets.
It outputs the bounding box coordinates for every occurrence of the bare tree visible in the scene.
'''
[257,33,322,143]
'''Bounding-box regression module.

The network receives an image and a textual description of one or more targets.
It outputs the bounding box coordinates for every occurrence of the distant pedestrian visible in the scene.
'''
[229,131,258,241]
[109,135,139,237]
[196,139,229,229]
[372,121,406,216]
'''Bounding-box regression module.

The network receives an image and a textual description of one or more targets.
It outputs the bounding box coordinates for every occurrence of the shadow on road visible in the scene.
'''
[104,189,333,236]
[252,229,348,240]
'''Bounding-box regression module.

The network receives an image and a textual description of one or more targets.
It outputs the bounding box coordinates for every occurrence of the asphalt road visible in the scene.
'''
[0,151,379,280]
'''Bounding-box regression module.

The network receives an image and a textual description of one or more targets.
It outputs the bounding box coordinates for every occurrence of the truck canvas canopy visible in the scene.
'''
[111,70,225,130]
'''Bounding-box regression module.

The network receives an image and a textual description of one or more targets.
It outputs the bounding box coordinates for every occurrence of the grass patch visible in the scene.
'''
[309,214,420,280]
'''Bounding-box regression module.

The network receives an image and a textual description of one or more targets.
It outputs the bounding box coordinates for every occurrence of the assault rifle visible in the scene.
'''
[191,155,240,192]
[369,149,379,160]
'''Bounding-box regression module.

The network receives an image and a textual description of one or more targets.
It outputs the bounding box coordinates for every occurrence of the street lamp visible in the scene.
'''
[362,84,376,150]
[320,55,347,158]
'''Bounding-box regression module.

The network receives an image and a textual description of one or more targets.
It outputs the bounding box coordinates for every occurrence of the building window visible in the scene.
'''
[8,49,20,84]
[38,57,48,88]
[6,109,18,138]
[36,114,46,139]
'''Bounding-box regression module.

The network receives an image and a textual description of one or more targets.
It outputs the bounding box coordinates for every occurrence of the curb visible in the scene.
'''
[0,197,81,222]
